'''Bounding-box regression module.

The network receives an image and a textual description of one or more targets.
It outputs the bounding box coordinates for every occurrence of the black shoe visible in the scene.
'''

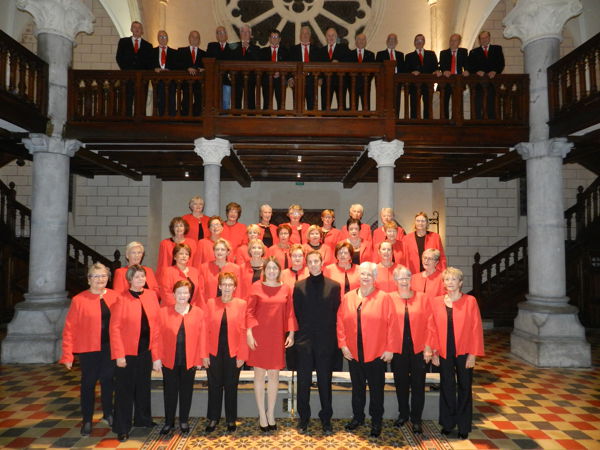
[394,417,408,427]
[159,424,173,435]
[267,420,277,431]
[80,422,92,436]
[226,423,237,432]
[345,418,364,430]
[117,433,128,442]
[322,421,333,435]
[102,415,113,427]
[205,420,218,433]
[297,419,309,433]
[180,422,190,434]
[370,425,382,437]
[458,432,469,440]
[412,422,423,434]
[259,421,270,432]
[440,428,452,436]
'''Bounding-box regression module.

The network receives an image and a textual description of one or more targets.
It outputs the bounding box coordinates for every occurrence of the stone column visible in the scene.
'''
[367,139,404,217]
[503,0,590,367]
[194,137,231,217]
[1,0,93,363]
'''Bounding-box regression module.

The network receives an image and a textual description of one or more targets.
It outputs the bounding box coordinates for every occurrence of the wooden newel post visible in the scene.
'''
[472,252,482,299]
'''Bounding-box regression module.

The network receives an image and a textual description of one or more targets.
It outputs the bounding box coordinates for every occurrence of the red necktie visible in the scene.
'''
[242,46,246,56]
[390,49,395,61]
[328,45,333,60]
[161,47,166,66]
[358,49,362,63]
[303,45,309,62]
[191,47,196,64]
[271,46,277,62]
[451,50,456,74]
[221,43,225,51]
[134,39,139,53]
[484,46,488,57]
[418,50,424,65]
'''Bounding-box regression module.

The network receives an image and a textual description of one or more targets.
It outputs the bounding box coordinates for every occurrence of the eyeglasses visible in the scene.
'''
[422,257,438,262]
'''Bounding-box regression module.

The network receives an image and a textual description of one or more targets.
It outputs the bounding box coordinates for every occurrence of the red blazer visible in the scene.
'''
[302,243,334,266]
[340,223,373,242]
[281,266,309,291]
[159,265,202,307]
[373,240,406,266]
[389,291,437,354]
[109,289,161,360]
[337,288,397,363]
[259,223,279,246]
[323,263,360,298]
[430,294,485,359]
[182,213,210,241]
[113,265,160,298]
[283,222,310,244]
[221,222,247,251]
[322,228,341,248]
[60,289,119,363]
[206,297,249,360]
[375,263,398,293]
[156,304,208,369]
[198,261,241,302]
[192,237,235,268]
[411,270,446,297]
[157,237,197,279]
[404,231,447,275]
[372,225,406,251]
[266,245,292,269]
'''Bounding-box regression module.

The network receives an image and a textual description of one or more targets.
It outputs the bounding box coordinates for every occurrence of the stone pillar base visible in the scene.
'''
[510,297,591,368]
[1,291,70,363]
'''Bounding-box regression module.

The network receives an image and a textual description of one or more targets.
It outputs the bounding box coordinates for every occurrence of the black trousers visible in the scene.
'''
[206,352,241,422]
[296,343,334,423]
[474,83,496,119]
[391,351,426,424]
[162,365,196,426]
[235,76,256,109]
[78,347,114,422]
[113,350,153,434]
[320,79,344,110]
[262,75,283,110]
[439,353,473,434]
[304,75,315,111]
[409,83,430,119]
[155,80,176,116]
[348,358,386,425]
[181,81,202,116]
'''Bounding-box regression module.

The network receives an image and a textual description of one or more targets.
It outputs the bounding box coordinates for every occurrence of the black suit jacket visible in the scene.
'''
[293,274,341,350]
[317,43,351,63]
[259,45,289,62]
[376,49,405,73]
[230,42,261,61]
[150,46,178,70]
[176,46,206,70]
[288,43,321,62]
[206,41,235,60]
[345,48,375,63]
[439,48,469,74]
[116,37,153,70]
[405,49,438,74]
[468,45,505,74]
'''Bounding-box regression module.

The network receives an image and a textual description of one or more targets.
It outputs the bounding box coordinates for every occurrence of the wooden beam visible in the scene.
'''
[75,148,143,181]
[342,149,375,188]
[221,150,252,188]
[452,151,520,183]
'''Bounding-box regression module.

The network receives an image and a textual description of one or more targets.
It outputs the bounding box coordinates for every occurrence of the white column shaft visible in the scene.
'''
[377,166,395,214]
[204,164,221,217]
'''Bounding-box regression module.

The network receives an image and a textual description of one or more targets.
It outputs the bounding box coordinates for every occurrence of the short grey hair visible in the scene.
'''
[393,265,412,280]
[359,261,377,279]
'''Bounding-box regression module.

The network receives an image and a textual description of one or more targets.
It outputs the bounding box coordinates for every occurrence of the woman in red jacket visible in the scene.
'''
[60,263,118,436]
[247,257,297,431]
[257,204,278,247]
[431,267,484,440]
[154,280,208,435]
[320,209,341,249]
[157,217,198,279]
[194,216,233,267]
[199,238,241,303]
[234,224,261,265]
[182,195,210,241]
[239,238,266,299]
[389,265,436,435]
[283,204,310,244]
[374,241,399,293]
[110,265,161,442]
[281,244,309,290]
[411,248,446,298]
[112,241,159,297]
[374,221,405,265]
[302,225,334,265]
[323,242,360,298]
[221,202,247,252]
[404,212,447,275]
[343,218,373,265]
[159,243,202,307]
[204,273,249,433]
[266,223,292,269]
[337,262,395,438]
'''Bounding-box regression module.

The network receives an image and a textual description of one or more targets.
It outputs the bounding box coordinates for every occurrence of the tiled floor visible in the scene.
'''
[0,329,598,449]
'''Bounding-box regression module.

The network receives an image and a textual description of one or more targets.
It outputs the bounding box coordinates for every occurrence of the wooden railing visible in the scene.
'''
[564,176,600,243]
[0,30,48,124]
[548,31,600,136]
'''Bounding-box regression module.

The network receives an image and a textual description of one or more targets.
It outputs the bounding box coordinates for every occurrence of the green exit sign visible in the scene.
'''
[295,181,304,186]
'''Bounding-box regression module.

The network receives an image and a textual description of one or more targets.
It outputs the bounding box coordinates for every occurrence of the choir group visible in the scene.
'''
[60,199,484,442]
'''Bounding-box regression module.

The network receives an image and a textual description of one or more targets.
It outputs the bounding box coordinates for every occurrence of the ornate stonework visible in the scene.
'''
[194,137,231,166]
[17,0,94,42]
[515,138,573,160]
[22,134,81,157]
[503,0,582,48]
[367,139,404,168]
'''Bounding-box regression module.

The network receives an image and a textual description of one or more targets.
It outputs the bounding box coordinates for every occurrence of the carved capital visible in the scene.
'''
[22,133,81,157]
[515,138,572,161]
[17,0,94,42]
[503,0,582,49]
[367,139,404,168]
[194,137,231,166]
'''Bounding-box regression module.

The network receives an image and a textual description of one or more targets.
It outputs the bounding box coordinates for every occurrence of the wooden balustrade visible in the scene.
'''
[564,176,600,243]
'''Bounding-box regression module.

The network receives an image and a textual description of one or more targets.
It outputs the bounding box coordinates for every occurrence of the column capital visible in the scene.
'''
[367,139,404,168]
[503,0,582,49]
[17,0,94,42]
[22,134,81,157]
[194,137,231,167]
[515,138,572,161]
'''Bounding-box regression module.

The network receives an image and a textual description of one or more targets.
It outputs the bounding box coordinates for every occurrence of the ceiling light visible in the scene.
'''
[184,170,190,178]
[403,173,411,180]
[297,172,301,178]
[297,155,302,162]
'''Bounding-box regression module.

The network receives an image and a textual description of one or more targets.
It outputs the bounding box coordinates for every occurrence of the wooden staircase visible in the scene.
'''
[0,180,121,323]
[472,176,600,327]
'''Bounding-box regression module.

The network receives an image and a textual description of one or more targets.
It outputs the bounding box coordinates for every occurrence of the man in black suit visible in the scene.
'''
[177,30,206,116]
[345,33,375,111]
[206,26,235,110]
[404,34,439,119]
[376,33,405,116]
[317,27,351,110]
[231,24,260,110]
[288,26,320,110]
[259,29,288,110]
[439,33,469,119]
[115,21,153,116]
[468,30,505,119]
[293,251,341,435]
[151,30,178,116]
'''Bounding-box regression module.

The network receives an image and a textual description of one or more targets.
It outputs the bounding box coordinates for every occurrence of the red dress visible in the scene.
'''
[246,282,298,369]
